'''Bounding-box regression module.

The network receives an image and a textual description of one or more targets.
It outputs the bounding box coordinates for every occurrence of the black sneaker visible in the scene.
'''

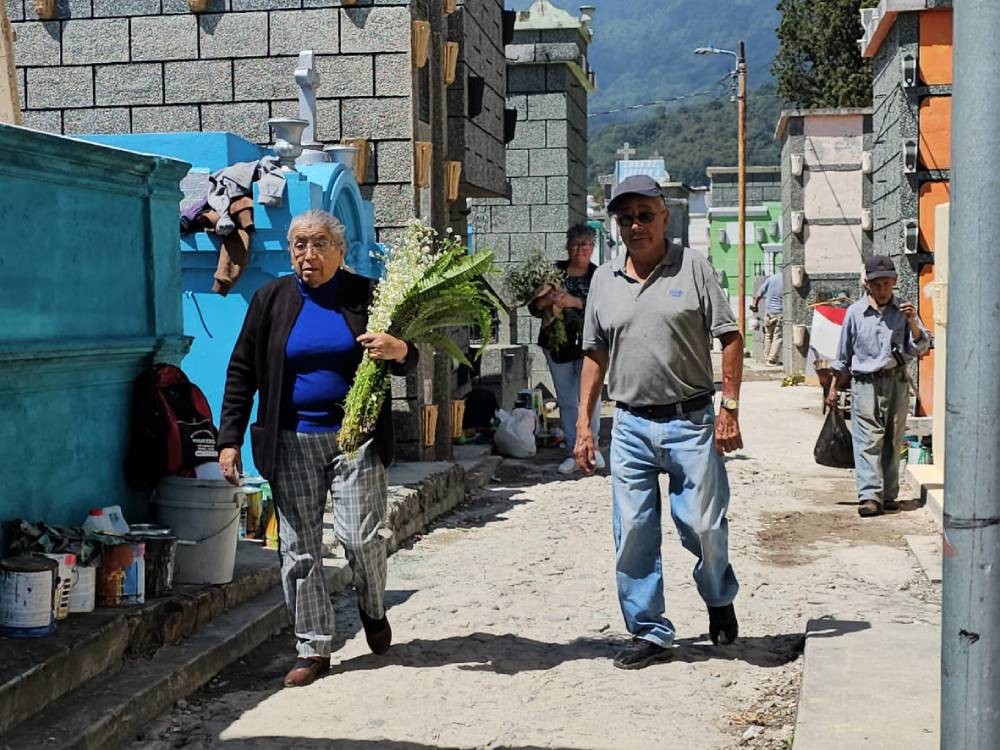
[708,604,739,645]
[613,638,672,670]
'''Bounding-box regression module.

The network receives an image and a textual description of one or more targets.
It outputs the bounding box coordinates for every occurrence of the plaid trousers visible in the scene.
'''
[270,431,388,658]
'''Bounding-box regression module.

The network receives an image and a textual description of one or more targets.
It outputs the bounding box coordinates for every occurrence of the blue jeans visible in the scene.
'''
[851,373,909,506]
[610,406,739,647]
[545,352,601,455]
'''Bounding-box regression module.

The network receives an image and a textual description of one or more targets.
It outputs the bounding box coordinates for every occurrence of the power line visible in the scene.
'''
[587,88,718,118]
[587,63,774,119]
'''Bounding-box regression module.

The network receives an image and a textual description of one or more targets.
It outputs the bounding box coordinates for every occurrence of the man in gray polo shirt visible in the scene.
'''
[576,175,744,670]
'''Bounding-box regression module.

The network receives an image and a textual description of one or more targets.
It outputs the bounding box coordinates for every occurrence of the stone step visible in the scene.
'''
[0,585,288,750]
[0,540,279,738]
[793,618,939,749]
[905,534,943,584]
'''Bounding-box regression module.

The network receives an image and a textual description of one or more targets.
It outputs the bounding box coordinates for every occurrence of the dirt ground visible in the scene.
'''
[130,381,939,750]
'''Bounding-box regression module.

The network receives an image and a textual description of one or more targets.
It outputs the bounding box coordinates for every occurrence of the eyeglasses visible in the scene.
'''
[291,237,337,256]
[615,210,661,229]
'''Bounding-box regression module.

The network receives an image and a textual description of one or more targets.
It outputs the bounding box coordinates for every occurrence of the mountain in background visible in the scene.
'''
[507,0,780,127]
[587,84,785,188]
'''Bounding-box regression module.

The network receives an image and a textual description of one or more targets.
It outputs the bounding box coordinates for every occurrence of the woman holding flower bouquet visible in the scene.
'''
[529,223,605,475]
[217,209,419,688]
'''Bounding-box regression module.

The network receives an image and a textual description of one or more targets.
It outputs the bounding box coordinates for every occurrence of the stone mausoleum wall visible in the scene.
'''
[9,0,418,243]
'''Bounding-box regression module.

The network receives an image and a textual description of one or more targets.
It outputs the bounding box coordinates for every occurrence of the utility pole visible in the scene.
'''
[0,3,21,125]
[736,40,747,340]
[942,0,1000,747]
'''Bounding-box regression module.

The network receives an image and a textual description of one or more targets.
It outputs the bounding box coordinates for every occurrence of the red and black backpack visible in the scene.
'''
[125,364,220,490]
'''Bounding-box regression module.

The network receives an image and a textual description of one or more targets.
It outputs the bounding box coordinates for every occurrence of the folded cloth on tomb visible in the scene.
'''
[205,156,286,235]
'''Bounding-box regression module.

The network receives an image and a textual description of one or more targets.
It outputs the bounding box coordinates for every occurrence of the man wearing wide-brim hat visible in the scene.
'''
[575,175,744,670]
[828,255,930,517]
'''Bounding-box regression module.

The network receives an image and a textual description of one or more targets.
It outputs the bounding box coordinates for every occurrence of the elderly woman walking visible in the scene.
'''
[217,209,418,688]
[531,223,604,475]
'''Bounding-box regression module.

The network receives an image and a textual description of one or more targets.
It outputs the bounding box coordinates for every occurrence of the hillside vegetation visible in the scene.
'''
[587,85,785,188]
[508,0,780,126]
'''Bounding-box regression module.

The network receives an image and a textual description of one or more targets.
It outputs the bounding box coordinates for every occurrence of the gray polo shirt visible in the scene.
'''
[583,243,738,406]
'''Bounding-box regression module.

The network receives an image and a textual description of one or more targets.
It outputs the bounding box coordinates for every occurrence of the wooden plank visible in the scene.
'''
[0,3,22,126]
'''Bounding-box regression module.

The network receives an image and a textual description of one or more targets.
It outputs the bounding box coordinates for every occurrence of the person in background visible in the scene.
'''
[217,209,419,687]
[751,271,784,365]
[827,255,929,517]
[530,223,604,475]
[575,175,743,670]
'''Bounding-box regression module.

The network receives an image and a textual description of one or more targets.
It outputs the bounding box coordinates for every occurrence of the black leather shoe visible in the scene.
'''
[858,499,884,517]
[613,638,672,670]
[708,603,739,645]
[359,605,392,655]
[283,657,329,688]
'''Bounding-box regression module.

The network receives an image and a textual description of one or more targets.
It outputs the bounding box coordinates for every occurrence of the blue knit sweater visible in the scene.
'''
[280,274,362,433]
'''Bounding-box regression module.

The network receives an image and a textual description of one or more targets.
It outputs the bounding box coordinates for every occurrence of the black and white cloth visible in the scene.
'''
[206,157,286,236]
[269,432,388,659]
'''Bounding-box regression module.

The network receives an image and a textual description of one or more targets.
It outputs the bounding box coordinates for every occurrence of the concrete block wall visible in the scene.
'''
[469,20,592,391]
[709,168,783,206]
[870,12,922,305]
[10,0,424,244]
[446,0,506,198]
[777,110,871,375]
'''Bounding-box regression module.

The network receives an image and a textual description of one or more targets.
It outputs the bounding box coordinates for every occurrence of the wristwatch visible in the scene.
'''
[720,396,740,411]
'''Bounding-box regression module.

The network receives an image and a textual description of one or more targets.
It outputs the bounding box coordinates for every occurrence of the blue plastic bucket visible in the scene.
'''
[0,556,58,638]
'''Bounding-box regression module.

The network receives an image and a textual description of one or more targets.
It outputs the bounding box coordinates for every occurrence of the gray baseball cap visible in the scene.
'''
[864,255,897,280]
[608,175,663,212]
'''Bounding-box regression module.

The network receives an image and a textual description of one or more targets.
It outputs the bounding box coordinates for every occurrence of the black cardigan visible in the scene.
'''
[217,270,419,479]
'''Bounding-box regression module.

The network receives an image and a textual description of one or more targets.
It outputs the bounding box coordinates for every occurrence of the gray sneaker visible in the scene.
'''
[613,638,672,670]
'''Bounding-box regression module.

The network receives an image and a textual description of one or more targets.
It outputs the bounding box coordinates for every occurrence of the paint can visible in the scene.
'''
[240,482,264,539]
[68,564,96,614]
[0,556,58,637]
[41,552,77,621]
[96,542,146,607]
[128,525,176,598]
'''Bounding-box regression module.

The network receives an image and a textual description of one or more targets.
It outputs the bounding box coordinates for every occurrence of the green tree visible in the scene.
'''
[771,0,879,108]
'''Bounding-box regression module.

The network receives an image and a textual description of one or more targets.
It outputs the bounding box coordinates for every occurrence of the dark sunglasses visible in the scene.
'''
[615,209,661,228]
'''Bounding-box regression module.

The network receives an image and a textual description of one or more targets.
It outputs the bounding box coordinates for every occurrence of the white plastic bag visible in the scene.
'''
[494,408,537,458]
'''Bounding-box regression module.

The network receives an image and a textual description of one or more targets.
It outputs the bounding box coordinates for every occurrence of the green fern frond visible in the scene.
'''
[418,332,473,366]
[410,251,496,299]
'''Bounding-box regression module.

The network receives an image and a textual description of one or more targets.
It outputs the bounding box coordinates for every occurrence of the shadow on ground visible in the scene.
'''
[673,617,869,667]
[327,619,870,676]
[220,740,577,749]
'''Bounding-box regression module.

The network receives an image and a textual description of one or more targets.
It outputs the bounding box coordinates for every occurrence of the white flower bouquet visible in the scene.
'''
[338,219,498,454]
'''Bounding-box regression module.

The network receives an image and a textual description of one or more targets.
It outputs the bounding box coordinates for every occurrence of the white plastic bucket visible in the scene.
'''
[153,476,244,585]
[68,565,96,613]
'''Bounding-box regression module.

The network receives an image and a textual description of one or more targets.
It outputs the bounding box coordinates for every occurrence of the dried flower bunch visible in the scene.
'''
[504,252,568,350]
[503,252,565,306]
[338,219,498,454]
